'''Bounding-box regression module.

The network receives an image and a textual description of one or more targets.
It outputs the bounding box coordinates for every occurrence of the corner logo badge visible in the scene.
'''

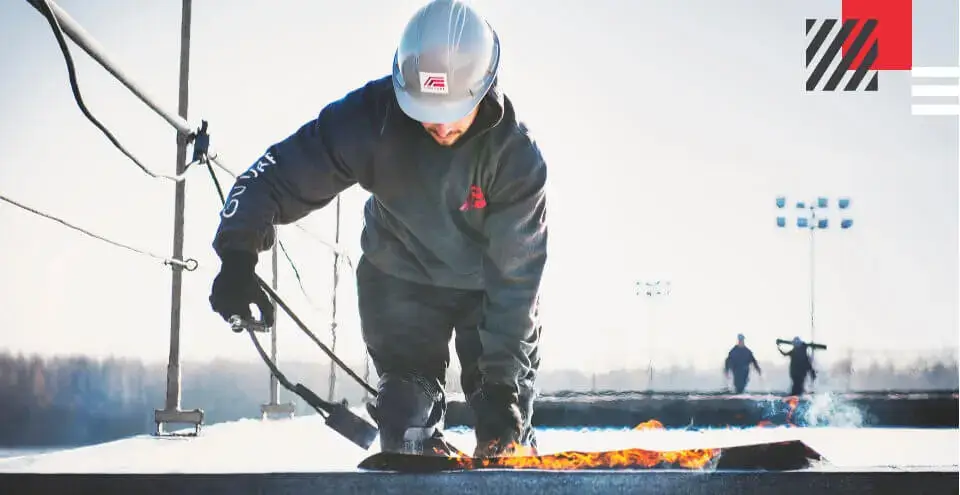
[803,0,959,117]
[804,0,912,92]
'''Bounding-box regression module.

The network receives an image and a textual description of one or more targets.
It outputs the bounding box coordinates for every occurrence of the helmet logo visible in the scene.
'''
[419,72,449,95]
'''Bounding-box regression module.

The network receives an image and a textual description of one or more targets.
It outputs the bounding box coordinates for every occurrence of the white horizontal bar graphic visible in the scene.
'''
[911,85,960,97]
[910,104,960,115]
[911,67,960,78]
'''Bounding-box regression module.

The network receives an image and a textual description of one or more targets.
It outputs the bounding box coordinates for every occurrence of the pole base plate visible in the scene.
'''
[154,408,204,436]
[260,402,297,420]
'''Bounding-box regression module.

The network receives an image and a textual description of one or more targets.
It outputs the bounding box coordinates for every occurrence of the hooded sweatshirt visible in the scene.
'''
[212,75,548,388]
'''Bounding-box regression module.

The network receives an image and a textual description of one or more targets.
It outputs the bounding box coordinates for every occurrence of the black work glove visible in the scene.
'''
[209,250,275,330]
[469,383,523,457]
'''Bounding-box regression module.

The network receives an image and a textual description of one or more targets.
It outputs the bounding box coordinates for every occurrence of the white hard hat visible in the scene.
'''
[391,0,501,124]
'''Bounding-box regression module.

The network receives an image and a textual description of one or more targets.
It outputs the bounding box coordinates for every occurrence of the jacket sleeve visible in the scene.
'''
[750,351,760,370]
[212,84,380,256]
[477,137,549,389]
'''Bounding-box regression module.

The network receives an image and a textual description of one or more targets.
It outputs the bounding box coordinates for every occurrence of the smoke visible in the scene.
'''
[756,393,865,428]
[800,393,865,427]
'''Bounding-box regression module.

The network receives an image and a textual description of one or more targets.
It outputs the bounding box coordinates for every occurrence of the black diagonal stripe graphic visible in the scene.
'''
[806,19,835,68]
[805,18,816,35]
[844,38,878,91]
[865,72,878,91]
[806,19,856,91]
[824,19,877,91]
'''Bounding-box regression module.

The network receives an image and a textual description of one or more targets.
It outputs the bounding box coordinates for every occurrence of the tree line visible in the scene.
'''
[0,350,955,447]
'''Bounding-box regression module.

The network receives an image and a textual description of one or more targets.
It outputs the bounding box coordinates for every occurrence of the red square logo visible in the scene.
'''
[841,0,912,70]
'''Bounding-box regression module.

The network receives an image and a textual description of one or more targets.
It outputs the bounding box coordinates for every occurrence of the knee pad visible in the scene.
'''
[372,372,446,453]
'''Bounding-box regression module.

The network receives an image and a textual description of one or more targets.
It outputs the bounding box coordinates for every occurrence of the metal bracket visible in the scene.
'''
[190,120,210,164]
[154,408,205,436]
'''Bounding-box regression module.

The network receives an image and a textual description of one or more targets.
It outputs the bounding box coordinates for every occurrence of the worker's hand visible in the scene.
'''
[209,250,275,329]
[469,383,523,457]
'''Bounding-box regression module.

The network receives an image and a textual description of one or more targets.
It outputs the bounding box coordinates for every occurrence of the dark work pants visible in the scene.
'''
[732,371,748,394]
[789,372,806,396]
[356,256,539,450]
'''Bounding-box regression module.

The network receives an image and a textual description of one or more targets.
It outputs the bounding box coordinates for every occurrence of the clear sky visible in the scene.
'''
[0,0,957,374]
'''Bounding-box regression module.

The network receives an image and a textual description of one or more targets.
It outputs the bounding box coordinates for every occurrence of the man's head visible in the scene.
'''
[391,0,500,146]
[736,333,745,346]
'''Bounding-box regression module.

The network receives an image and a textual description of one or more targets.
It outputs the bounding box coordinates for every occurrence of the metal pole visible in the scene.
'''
[647,298,655,392]
[154,0,203,435]
[809,206,817,359]
[652,281,670,391]
[776,196,853,367]
[328,196,341,402]
[164,0,191,414]
[260,239,295,419]
[270,243,279,405]
[636,280,670,392]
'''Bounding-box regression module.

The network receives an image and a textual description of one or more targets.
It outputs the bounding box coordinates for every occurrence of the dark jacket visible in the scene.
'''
[780,345,815,378]
[212,76,548,388]
[725,345,759,376]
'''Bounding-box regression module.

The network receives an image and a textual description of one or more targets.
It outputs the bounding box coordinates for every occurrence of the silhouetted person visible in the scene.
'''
[724,334,761,393]
[778,337,816,395]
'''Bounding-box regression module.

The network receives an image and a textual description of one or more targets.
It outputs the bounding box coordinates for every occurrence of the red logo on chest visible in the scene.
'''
[459,185,487,211]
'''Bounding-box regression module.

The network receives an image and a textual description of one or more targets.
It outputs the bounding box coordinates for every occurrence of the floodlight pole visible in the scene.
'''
[776,196,853,360]
[808,205,817,347]
[635,279,671,391]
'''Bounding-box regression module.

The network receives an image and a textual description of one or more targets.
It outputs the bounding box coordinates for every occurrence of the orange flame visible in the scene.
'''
[633,419,664,431]
[453,446,720,470]
[784,397,800,426]
[447,419,719,470]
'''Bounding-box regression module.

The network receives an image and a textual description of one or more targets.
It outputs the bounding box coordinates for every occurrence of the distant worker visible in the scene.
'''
[724,333,762,394]
[777,337,818,396]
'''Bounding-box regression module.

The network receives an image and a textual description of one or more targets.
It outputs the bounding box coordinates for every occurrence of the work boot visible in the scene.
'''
[369,372,458,456]
[399,426,464,456]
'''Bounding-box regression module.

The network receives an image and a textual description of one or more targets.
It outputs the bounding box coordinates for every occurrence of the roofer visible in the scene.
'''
[724,333,762,394]
[207,0,547,459]
[778,337,817,396]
